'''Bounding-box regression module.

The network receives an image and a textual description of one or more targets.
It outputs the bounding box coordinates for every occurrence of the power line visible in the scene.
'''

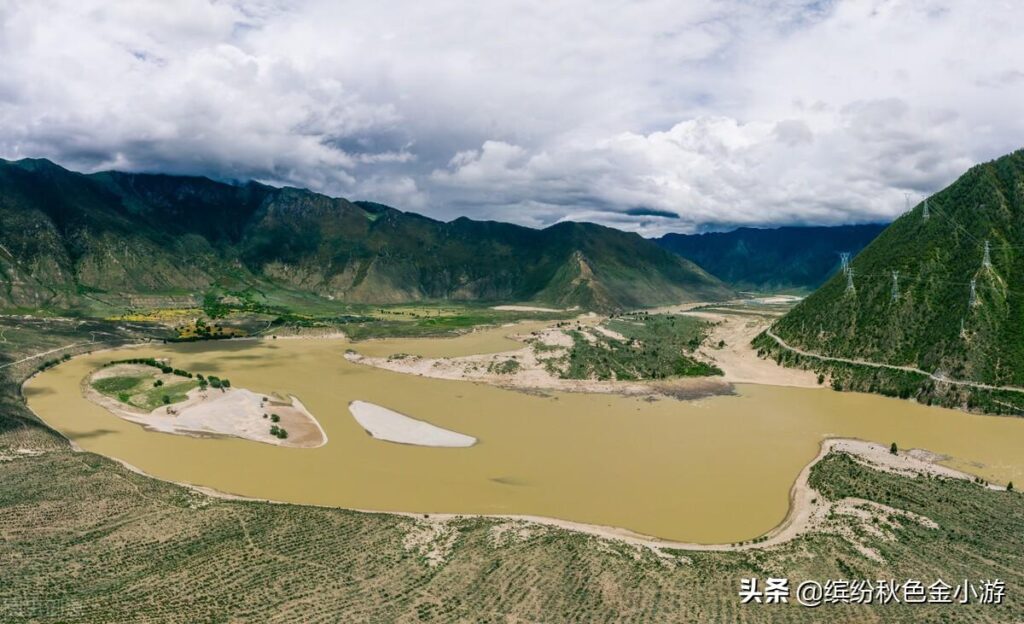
[824,193,1024,311]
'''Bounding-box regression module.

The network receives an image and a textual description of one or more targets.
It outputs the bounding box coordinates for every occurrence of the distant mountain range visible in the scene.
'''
[0,158,732,313]
[765,148,1024,410]
[654,224,886,292]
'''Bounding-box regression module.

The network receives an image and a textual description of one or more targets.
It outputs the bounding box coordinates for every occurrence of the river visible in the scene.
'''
[24,328,1024,544]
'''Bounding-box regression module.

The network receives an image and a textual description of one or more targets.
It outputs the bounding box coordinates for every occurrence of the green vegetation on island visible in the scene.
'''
[90,358,230,411]
[552,313,722,381]
[92,372,198,412]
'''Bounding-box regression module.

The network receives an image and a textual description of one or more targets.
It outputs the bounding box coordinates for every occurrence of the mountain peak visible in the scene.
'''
[0,159,733,312]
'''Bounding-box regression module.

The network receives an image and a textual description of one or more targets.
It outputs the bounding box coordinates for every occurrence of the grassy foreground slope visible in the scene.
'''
[2,318,1022,622]
[0,158,731,314]
[763,149,1024,413]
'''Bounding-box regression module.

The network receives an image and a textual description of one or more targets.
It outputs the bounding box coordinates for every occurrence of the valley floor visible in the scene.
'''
[346,300,820,397]
[2,311,1022,622]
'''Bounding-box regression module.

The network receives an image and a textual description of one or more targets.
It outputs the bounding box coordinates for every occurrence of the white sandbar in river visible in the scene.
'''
[349,400,476,447]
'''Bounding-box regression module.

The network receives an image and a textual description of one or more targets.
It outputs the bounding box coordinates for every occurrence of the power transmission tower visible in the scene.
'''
[983,240,992,269]
[969,278,978,306]
[891,270,900,301]
[905,192,910,214]
[923,198,930,220]
[846,268,856,294]
[840,252,851,275]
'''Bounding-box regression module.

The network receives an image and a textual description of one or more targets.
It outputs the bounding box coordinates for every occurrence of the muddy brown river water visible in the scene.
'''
[25,326,1024,544]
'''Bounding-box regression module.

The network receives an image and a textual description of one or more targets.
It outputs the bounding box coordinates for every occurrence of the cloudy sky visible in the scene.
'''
[1,0,1022,235]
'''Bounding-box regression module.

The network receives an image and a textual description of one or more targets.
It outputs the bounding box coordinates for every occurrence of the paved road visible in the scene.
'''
[0,342,94,370]
[764,329,1024,395]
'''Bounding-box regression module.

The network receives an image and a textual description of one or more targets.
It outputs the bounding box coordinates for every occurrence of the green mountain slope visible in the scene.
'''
[0,158,732,312]
[765,149,1024,408]
[654,224,886,292]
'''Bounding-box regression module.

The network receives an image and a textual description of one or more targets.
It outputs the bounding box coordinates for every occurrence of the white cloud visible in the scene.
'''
[1,0,1022,234]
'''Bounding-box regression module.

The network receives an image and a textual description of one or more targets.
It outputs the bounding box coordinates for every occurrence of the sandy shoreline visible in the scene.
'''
[344,302,815,397]
[69,436,1002,555]
[490,304,570,312]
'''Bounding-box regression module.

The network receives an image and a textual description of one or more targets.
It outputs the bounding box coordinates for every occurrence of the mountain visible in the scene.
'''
[654,224,886,292]
[0,158,732,312]
[762,148,1024,411]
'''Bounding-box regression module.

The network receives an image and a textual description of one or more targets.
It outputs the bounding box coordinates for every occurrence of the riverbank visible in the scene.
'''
[26,321,1024,546]
[89,436,1003,556]
[345,303,816,396]
[392,438,998,556]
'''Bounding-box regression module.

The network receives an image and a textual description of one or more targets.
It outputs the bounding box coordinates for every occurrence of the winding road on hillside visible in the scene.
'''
[0,342,95,370]
[764,328,1024,395]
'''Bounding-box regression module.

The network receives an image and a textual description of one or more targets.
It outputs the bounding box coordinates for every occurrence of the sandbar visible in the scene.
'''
[348,400,476,447]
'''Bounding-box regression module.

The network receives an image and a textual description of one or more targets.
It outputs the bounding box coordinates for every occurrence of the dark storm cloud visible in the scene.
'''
[624,208,681,219]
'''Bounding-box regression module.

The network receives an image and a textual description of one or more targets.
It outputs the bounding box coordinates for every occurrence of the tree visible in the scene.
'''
[1009,481,1015,492]
[162,395,171,405]
[890,442,898,455]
